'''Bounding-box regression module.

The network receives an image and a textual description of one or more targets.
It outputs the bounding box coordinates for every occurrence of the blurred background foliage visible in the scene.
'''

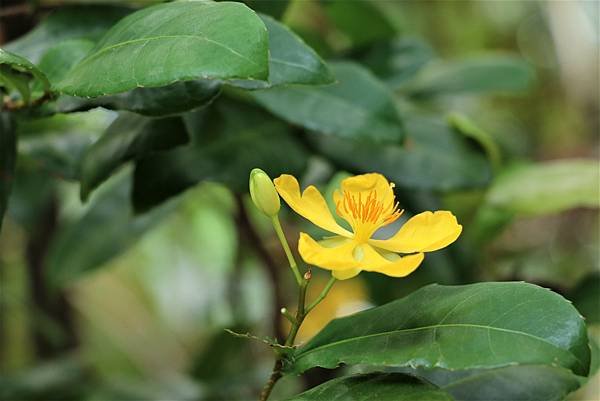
[0,0,598,400]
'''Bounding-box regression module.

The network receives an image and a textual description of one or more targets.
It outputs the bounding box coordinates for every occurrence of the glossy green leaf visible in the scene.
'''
[230,14,334,89]
[132,98,308,212]
[252,62,404,141]
[407,55,535,97]
[287,282,590,376]
[57,1,269,97]
[4,6,132,64]
[405,365,581,401]
[284,373,453,401]
[0,113,16,231]
[486,159,599,216]
[37,39,221,116]
[312,116,491,190]
[80,113,189,201]
[47,171,174,288]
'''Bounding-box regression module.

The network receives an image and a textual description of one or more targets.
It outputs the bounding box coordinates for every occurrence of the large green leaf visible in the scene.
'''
[252,62,404,141]
[231,15,333,89]
[80,113,189,201]
[4,6,132,64]
[313,116,491,190]
[284,373,453,401]
[485,160,599,216]
[406,55,535,97]
[36,39,221,116]
[132,98,309,212]
[286,282,590,376]
[404,365,581,401]
[47,171,174,288]
[0,113,16,231]
[56,1,269,97]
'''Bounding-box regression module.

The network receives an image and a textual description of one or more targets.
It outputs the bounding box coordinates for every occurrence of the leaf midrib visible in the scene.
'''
[73,34,260,72]
[296,322,582,368]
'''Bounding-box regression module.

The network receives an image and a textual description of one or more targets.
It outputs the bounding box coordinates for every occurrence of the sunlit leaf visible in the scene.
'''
[57,1,269,97]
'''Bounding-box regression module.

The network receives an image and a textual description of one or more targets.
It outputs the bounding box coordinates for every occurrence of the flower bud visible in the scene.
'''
[249,168,280,217]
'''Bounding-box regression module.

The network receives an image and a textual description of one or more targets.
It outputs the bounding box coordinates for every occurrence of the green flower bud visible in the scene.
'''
[249,168,280,217]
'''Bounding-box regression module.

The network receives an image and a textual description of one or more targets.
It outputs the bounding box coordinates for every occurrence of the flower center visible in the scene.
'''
[336,189,403,242]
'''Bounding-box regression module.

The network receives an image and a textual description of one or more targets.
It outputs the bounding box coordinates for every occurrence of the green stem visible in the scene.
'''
[306,276,336,314]
[271,215,303,285]
[260,277,309,401]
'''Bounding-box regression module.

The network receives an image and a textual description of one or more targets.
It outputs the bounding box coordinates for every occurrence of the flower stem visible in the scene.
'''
[259,276,309,401]
[306,276,336,314]
[271,215,303,286]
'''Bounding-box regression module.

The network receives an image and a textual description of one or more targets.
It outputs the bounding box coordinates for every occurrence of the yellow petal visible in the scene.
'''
[332,267,362,280]
[370,211,462,253]
[360,244,424,277]
[333,173,396,222]
[298,233,360,271]
[274,175,352,237]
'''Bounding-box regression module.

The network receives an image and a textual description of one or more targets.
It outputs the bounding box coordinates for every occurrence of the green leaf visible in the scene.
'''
[37,40,221,116]
[252,62,404,141]
[486,159,599,216]
[287,282,590,376]
[570,273,600,325]
[56,1,269,97]
[406,365,581,401]
[447,113,501,170]
[0,48,50,101]
[284,373,453,401]
[47,171,174,288]
[4,6,133,64]
[230,14,334,89]
[360,37,435,87]
[312,116,491,190]
[407,55,535,97]
[132,98,309,212]
[0,113,16,231]
[80,113,189,201]
[324,0,396,48]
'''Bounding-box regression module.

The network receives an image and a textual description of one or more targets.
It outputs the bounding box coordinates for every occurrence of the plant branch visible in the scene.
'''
[306,276,336,314]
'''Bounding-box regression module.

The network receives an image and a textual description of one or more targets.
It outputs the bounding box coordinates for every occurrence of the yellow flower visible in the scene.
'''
[273,173,462,280]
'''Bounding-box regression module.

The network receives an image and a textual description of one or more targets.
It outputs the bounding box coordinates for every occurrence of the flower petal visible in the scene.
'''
[360,244,424,277]
[332,267,362,280]
[370,211,462,253]
[274,174,352,237]
[333,173,396,222]
[298,233,360,271]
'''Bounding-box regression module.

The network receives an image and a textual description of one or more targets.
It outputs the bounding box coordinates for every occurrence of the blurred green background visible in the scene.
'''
[0,0,598,400]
